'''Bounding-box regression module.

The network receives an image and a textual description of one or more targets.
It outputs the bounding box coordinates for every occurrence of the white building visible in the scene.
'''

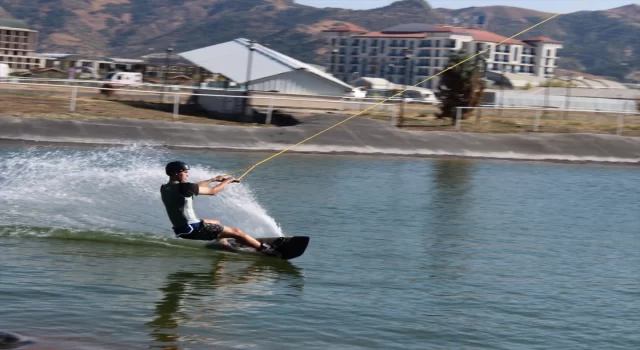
[179,38,355,96]
[0,19,40,71]
[321,23,563,90]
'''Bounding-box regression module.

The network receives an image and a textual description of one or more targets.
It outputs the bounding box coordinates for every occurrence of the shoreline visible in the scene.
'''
[3,138,640,168]
[1,115,639,166]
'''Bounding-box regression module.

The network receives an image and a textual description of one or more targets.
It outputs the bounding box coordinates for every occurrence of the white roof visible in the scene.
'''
[351,77,435,93]
[179,38,353,89]
[352,77,404,90]
[110,58,145,64]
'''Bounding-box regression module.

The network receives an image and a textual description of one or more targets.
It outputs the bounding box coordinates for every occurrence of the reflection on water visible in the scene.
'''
[429,159,475,230]
[426,159,475,238]
[147,254,304,349]
[421,160,477,280]
[432,159,474,199]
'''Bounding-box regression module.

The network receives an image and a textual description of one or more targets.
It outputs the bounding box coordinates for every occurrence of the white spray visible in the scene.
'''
[0,144,283,239]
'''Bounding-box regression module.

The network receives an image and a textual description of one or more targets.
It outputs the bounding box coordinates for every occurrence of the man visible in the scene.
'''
[160,161,278,256]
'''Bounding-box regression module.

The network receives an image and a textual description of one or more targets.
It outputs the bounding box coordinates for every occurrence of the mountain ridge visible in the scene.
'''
[0,0,637,81]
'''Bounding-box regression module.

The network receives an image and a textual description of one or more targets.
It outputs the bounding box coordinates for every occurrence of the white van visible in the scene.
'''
[403,89,440,105]
[103,72,142,86]
[346,87,367,98]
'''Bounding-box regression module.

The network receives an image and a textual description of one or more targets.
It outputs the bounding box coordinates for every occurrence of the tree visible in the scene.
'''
[435,50,485,125]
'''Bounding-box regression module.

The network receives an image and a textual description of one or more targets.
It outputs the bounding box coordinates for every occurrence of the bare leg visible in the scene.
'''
[217,226,262,250]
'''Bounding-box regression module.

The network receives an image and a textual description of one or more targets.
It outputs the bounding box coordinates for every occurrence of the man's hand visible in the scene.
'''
[224,176,240,183]
[197,175,230,187]
[199,176,239,195]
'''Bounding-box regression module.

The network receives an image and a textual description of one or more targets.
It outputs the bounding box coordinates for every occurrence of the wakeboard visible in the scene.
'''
[205,236,310,260]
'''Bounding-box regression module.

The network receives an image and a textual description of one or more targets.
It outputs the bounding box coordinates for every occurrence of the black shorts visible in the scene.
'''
[178,222,225,241]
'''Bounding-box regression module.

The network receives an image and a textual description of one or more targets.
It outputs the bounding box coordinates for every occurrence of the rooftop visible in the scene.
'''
[522,36,562,43]
[336,23,559,45]
[179,38,353,89]
[0,18,30,30]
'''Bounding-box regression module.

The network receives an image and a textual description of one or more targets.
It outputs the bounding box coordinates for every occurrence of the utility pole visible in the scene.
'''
[244,39,256,117]
[161,45,173,102]
[400,49,413,127]
[564,73,573,119]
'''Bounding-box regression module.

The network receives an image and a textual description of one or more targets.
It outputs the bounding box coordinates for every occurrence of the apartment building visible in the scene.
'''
[322,23,563,90]
[0,19,41,70]
[0,19,202,79]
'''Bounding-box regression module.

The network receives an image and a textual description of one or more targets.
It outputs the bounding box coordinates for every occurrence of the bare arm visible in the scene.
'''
[198,177,239,196]
[196,175,226,187]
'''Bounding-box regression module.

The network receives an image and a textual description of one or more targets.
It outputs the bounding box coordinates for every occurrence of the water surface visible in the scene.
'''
[1,144,639,349]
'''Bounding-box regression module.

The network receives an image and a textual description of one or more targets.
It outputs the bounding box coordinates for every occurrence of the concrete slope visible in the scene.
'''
[0,115,639,164]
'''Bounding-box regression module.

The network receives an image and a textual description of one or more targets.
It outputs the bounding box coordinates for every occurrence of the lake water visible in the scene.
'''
[1,143,639,349]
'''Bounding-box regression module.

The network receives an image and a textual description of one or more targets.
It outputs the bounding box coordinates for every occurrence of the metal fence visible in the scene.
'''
[1,78,639,136]
[454,106,640,136]
[491,90,638,113]
[0,79,401,125]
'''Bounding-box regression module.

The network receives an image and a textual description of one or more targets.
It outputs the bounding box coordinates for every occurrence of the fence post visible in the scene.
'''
[533,109,542,132]
[399,98,405,127]
[172,93,179,122]
[69,86,78,112]
[455,107,462,131]
[266,98,274,125]
[616,113,624,136]
[391,105,398,126]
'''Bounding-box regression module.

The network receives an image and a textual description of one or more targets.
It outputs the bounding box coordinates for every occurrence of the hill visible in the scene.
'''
[0,0,638,81]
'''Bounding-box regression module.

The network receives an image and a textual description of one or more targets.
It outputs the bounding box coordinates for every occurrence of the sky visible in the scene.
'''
[294,0,637,13]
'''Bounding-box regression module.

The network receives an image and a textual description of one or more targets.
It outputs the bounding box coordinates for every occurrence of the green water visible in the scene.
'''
[1,145,639,349]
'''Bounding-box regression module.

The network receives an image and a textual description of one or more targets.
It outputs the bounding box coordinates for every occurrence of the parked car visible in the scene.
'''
[103,72,143,86]
[402,89,440,105]
[345,87,367,98]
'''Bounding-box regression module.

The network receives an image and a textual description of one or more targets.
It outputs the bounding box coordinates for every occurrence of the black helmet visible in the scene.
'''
[165,161,190,175]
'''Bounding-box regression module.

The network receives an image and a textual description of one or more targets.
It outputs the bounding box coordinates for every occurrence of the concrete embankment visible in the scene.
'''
[0,115,639,164]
